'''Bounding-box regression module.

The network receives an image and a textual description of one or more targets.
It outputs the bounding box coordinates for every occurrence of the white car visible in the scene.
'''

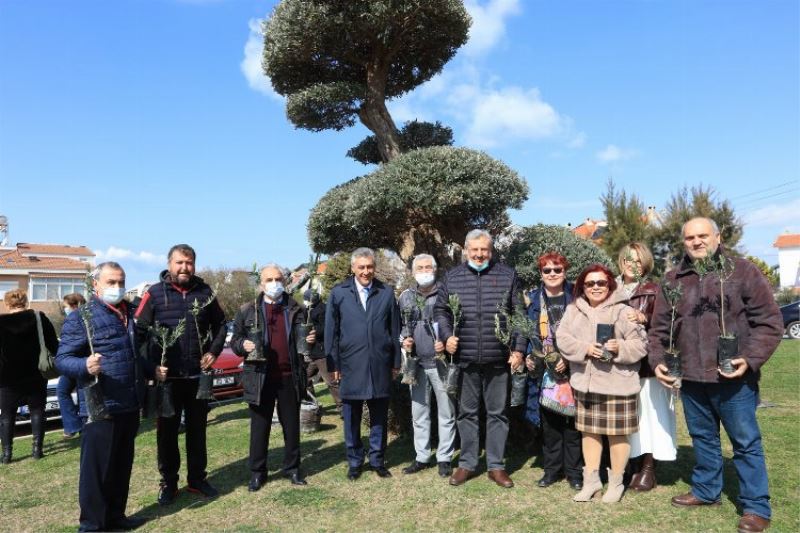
[15,378,76,425]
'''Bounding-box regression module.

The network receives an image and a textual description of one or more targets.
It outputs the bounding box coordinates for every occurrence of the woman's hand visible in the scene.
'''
[605,339,620,353]
[586,342,604,359]
[626,309,646,324]
[555,358,567,373]
[306,330,316,345]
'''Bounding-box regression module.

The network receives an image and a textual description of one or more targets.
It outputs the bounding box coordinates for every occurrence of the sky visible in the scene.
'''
[0,0,797,287]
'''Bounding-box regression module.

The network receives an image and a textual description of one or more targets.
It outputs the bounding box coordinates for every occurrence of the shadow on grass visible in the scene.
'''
[658,444,743,510]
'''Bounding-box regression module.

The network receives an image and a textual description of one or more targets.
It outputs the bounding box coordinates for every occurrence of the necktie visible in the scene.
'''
[362,287,370,310]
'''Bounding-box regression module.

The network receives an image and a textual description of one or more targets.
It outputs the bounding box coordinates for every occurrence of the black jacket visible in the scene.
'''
[0,310,58,387]
[135,271,226,377]
[434,261,526,365]
[229,293,306,404]
[306,302,327,360]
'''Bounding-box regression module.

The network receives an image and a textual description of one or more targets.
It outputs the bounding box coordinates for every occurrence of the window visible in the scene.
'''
[29,278,87,301]
[0,281,18,298]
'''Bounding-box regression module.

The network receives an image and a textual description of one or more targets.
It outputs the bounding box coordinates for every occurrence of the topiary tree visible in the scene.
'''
[499,224,615,290]
[262,1,470,163]
[346,120,454,165]
[308,146,529,265]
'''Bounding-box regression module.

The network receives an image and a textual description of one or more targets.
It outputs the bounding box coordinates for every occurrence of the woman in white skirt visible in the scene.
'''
[615,242,677,491]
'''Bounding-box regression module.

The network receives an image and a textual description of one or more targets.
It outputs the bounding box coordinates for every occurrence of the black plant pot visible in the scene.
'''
[444,363,461,400]
[545,354,568,381]
[84,378,110,423]
[717,336,738,374]
[196,371,214,400]
[247,329,266,362]
[596,323,615,362]
[401,354,418,386]
[142,382,158,418]
[295,323,312,357]
[156,382,176,418]
[664,350,682,378]
[510,371,527,407]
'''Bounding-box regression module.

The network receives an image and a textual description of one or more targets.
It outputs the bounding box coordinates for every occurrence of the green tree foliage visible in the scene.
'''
[746,256,779,287]
[775,287,799,306]
[197,268,255,321]
[346,120,454,165]
[600,179,650,258]
[263,1,470,162]
[500,224,614,290]
[308,146,529,264]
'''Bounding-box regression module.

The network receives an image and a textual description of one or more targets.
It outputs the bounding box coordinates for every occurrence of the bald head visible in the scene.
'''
[682,217,721,260]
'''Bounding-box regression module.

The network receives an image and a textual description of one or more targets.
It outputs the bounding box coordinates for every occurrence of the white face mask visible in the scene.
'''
[64,307,75,316]
[263,281,285,301]
[415,272,435,287]
[99,286,125,305]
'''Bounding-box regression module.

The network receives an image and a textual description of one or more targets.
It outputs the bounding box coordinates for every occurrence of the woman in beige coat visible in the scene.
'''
[556,264,647,503]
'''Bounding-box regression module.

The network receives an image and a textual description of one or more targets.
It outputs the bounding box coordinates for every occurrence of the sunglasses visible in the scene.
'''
[584,280,609,288]
[542,267,564,275]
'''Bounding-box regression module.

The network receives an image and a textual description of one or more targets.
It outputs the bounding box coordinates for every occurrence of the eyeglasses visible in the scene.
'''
[584,280,609,288]
[542,268,564,275]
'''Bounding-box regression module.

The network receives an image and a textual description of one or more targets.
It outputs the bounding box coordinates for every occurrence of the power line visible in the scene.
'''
[728,180,798,201]
[738,190,799,211]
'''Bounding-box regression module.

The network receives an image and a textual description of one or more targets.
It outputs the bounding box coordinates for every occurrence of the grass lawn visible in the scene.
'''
[1,341,798,532]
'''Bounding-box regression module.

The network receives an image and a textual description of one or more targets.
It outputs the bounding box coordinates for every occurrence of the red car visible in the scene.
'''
[210,346,244,400]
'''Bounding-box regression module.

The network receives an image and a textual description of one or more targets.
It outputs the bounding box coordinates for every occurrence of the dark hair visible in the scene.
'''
[63,293,86,307]
[537,252,569,271]
[573,264,617,302]
[3,289,27,309]
[168,244,196,262]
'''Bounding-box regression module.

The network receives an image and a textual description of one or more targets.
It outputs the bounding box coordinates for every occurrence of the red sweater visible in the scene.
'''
[265,302,292,381]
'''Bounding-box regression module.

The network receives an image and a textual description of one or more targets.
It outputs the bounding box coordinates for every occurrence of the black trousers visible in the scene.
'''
[78,411,139,532]
[0,380,46,448]
[157,378,208,486]
[248,376,300,475]
[541,407,583,480]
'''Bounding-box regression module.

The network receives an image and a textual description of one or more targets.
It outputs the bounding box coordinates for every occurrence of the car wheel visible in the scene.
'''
[787,321,800,340]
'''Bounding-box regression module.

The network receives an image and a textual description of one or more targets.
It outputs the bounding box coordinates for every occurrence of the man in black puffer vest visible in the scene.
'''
[434,229,526,489]
[135,244,226,505]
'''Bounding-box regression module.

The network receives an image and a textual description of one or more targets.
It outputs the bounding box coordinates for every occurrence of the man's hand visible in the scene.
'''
[402,337,414,351]
[508,351,524,372]
[306,330,316,346]
[586,342,604,359]
[525,354,536,372]
[654,363,678,388]
[332,370,341,383]
[626,309,646,324]
[433,340,445,353]
[392,368,400,380]
[446,336,459,354]
[155,365,168,382]
[200,353,217,371]
[719,357,749,379]
[243,340,255,354]
[555,358,567,374]
[86,353,103,376]
[604,339,620,354]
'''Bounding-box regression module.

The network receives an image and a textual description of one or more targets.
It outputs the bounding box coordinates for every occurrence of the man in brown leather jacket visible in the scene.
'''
[648,217,783,533]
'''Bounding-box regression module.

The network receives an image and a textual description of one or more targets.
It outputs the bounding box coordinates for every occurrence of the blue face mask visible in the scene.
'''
[468,260,489,272]
[100,287,125,305]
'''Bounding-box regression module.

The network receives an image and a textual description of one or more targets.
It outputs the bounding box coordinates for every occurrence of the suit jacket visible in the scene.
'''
[324,277,401,400]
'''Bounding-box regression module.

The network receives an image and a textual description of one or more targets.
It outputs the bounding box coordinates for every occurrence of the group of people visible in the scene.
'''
[0,217,783,533]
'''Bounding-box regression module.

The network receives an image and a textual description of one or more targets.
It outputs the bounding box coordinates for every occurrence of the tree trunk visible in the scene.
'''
[358,62,401,162]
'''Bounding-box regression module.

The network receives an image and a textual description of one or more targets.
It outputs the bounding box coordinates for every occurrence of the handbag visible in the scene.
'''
[35,311,58,379]
[539,367,576,417]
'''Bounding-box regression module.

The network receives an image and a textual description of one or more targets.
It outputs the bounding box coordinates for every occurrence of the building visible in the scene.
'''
[773,233,800,289]
[571,218,607,245]
[0,243,94,312]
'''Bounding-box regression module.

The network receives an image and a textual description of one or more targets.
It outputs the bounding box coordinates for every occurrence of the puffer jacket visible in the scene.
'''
[647,251,783,383]
[615,279,658,378]
[56,297,151,415]
[434,261,526,365]
[135,271,226,377]
[230,293,306,404]
[556,292,648,396]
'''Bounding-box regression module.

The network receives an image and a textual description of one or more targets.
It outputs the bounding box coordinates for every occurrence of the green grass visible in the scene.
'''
[1,341,798,532]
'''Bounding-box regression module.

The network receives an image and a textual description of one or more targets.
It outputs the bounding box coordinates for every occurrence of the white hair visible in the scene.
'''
[464,229,493,248]
[92,261,125,280]
[260,263,290,280]
[412,254,437,270]
[350,247,375,265]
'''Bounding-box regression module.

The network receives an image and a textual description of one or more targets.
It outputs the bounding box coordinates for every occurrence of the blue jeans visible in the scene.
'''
[57,375,84,435]
[681,380,770,519]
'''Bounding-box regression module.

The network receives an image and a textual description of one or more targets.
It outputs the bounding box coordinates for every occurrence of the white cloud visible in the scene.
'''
[596,144,638,163]
[94,246,164,267]
[567,132,587,148]
[462,0,522,56]
[743,197,800,228]
[240,18,281,100]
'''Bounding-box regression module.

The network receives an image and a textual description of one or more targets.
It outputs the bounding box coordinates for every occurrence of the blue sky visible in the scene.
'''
[1,0,797,287]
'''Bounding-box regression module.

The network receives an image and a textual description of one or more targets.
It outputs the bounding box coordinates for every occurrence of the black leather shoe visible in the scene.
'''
[568,478,583,490]
[157,484,178,506]
[347,466,362,481]
[438,462,453,478]
[187,479,219,498]
[285,472,308,486]
[371,465,392,478]
[537,474,564,487]
[109,516,146,531]
[402,460,432,474]
[248,473,266,492]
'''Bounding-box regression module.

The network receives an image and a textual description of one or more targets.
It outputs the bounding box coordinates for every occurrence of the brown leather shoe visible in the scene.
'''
[487,469,514,488]
[449,467,476,486]
[737,514,770,533]
[671,492,722,508]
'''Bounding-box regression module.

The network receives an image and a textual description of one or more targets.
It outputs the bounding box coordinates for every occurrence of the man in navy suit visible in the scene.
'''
[325,248,401,480]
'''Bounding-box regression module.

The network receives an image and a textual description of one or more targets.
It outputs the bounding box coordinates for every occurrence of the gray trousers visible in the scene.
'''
[458,363,509,471]
[410,365,456,463]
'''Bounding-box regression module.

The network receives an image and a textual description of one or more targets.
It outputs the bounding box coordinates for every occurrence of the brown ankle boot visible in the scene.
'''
[630,454,656,491]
